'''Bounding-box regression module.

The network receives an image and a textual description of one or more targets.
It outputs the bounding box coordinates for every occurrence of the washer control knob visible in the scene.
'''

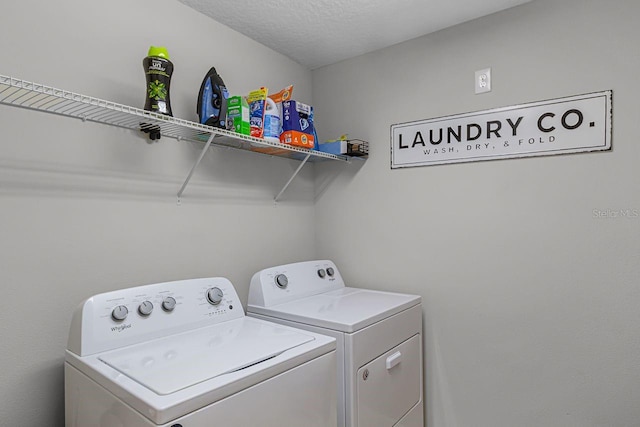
[111,305,128,321]
[326,267,335,277]
[206,287,224,305]
[138,301,154,316]
[162,296,177,312]
[317,269,326,278]
[275,274,288,288]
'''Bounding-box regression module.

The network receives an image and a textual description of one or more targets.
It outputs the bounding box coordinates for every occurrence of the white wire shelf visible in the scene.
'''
[0,74,351,202]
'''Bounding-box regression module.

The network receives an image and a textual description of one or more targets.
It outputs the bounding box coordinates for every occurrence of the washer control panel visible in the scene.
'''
[68,277,244,356]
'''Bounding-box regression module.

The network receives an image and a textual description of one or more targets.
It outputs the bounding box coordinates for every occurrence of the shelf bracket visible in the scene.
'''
[274,152,312,203]
[177,133,216,204]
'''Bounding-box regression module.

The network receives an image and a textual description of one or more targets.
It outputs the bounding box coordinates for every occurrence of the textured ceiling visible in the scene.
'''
[179,0,532,69]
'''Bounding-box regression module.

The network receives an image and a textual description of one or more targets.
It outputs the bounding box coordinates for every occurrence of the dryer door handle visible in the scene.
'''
[385,351,402,370]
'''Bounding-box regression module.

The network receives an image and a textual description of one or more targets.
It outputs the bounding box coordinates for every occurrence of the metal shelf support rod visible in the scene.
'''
[177,133,216,203]
[274,152,312,203]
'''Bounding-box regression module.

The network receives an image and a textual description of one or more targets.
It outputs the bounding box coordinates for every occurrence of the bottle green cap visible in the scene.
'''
[147,46,170,60]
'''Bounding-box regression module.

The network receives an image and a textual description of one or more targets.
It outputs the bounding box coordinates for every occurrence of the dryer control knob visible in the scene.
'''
[162,296,177,312]
[206,287,224,305]
[317,269,326,278]
[326,267,335,277]
[111,305,128,321]
[275,274,288,288]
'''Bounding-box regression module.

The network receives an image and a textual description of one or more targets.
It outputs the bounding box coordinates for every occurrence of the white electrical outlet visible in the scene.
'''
[475,68,491,94]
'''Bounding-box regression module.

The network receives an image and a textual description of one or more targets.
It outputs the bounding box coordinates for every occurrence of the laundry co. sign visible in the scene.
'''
[390,91,612,168]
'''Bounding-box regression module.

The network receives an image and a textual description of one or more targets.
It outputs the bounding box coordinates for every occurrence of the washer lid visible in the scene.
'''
[98,317,313,395]
[249,287,421,333]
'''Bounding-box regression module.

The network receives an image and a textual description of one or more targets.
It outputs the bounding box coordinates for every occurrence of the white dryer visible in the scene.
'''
[248,260,424,427]
[65,277,337,427]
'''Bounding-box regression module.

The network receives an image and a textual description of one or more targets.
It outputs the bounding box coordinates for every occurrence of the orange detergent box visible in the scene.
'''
[280,100,315,149]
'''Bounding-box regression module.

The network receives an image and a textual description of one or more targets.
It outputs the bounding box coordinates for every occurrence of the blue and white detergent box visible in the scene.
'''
[281,100,315,149]
[318,138,369,157]
[318,140,349,155]
[247,87,268,138]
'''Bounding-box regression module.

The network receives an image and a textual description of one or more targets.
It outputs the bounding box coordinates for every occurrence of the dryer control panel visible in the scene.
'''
[248,260,345,307]
[67,277,244,356]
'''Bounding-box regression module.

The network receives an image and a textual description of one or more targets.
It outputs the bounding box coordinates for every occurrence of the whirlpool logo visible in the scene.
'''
[111,324,132,333]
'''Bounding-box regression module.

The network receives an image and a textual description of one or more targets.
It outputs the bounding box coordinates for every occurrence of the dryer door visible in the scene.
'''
[356,334,422,426]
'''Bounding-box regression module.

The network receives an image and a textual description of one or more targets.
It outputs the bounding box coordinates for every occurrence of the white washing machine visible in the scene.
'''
[65,277,337,427]
[247,260,424,427]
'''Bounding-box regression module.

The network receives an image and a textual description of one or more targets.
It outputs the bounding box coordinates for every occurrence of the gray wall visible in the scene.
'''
[0,0,318,425]
[312,0,639,426]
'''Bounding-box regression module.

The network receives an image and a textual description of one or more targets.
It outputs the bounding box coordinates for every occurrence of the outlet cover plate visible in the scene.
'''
[475,68,491,94]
